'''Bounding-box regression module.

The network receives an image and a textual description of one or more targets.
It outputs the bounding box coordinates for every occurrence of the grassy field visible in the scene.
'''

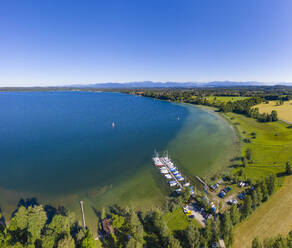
[163,208,190,232]
[163,208,201,232]
[224,112,292,181]
[206,96,250,103]
[221,112,292,247]
[255,100,292,123]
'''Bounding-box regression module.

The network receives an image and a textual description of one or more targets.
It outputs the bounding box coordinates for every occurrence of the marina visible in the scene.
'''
[152,152,194,194]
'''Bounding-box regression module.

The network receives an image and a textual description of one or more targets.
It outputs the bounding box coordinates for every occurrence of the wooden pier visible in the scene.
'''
[196,176,207,186]
[80,201,86,229]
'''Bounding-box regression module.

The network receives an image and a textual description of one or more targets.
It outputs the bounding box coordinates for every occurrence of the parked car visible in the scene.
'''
[225,186,231,192]
[218,191,226,198]
[212,243,219,248]
[238,192,246,200]
[229,199,238,205]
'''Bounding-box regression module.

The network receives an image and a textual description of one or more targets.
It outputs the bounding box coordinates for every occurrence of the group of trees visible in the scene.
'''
[252,231,292,248]
[242,175,276,218]
[97,174,278,248]
[0,203,97,248]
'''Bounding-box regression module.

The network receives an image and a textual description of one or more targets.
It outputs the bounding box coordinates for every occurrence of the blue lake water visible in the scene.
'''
[0,91,236,220]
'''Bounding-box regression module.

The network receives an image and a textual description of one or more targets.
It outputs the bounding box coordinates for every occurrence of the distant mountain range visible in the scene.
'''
[66,81,292,88]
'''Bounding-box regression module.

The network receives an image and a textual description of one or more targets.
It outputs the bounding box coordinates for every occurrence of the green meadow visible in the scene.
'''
[221,112,292,247]
[224,112,292,181]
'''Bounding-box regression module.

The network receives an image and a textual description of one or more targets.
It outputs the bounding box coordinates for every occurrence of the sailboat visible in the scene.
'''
[112,122,115,128]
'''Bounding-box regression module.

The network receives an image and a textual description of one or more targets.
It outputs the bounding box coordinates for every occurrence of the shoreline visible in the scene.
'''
[196,105,242,174]
[170,102,241,183]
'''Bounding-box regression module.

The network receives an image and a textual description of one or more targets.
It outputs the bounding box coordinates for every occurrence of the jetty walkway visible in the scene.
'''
[160,157,183,188]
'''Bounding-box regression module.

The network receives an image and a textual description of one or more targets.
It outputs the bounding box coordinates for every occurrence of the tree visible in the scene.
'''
[204,218,212,243]
[212,217,221,242]
[126,238,142,248]
[230,205,240,225]
[251,190,259,208]
[245,148,252,160]
[224,232,234,248]
[81,230,97,248]
[241,195,252,218]
[43,211,76,248]
[26,205,47,242]
[242,157,247,168]
[42,233,56,248]
[222,211,232,239]
[9,206,28,231]
[252,237,262,248]
[271,110,278,121]
[128,210,144,244]
[8,205,47,244]
[286,161,292,175]
[57,234,75,248]
[111,214,125,229]
[0,227,10,248]
[260,181,269,202]
[167,235,182,248]
[185,222,200,248]
[266,174,276,196]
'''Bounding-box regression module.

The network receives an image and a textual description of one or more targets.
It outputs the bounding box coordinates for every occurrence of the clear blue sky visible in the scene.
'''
[0,0,291,86]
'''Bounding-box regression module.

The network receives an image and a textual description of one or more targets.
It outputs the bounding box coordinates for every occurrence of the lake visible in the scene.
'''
[0,91,237,227]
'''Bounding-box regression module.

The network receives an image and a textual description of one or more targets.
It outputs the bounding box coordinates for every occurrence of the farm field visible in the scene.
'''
[255,100,292,123]
[221,112,292,247]
[233,175,292,248]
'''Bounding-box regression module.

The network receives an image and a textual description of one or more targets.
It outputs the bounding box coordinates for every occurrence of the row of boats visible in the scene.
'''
[152,152,194,194]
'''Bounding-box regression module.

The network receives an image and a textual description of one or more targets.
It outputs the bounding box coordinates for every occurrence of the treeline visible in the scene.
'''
[252,231,292,248]
[0,202,98,248]
[123,85,292,99]
[218,99,278,122]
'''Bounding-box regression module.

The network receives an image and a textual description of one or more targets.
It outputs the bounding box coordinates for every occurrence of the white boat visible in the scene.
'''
[169,181,177,187]
[152,156,164,167]
[112,122,115,128]
[165,174,172,179]
[183,182,190,187]
[178,177,185,181]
